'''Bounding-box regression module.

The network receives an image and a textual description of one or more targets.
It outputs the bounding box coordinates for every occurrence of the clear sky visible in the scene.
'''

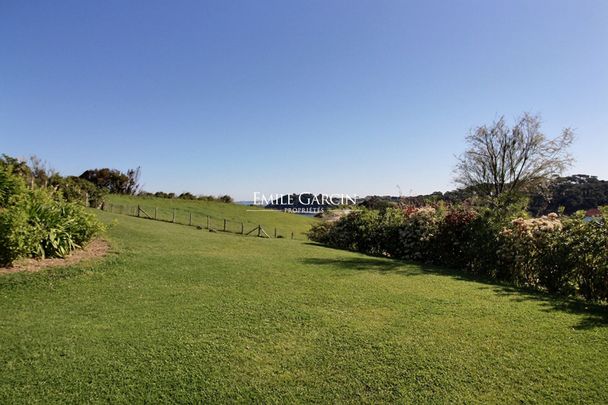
[1,1,607,200]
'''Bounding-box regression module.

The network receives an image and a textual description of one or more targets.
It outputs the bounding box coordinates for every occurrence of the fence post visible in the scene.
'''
[257,225,262,237]
[206,216,210,229]
[274,228,277,238]
[189,212,192,226]
[241,222,244,234]
[137,205,140,217]
[291,232,294,240]
[172,209,176,223]
[223,219,227,232]
[154,207,157,220]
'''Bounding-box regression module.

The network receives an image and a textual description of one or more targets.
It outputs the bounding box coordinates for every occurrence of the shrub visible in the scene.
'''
[497,211,608,299]
[498,214,573,293]
[397,206,442,262]
[51,176,106,208]
[309,200,608,302]
[0,166,26,208]
[307,209,381,254]
[334,210,381,254]
[0,203,41,266]
[0,185,105,266]
[564,210,608,300]
[307,221,334,245]
[433,206,479,269]
[375,208,405,258]
[21,189,105,259]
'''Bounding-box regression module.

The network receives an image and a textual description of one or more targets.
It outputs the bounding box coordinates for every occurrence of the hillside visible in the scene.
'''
[0,211,607,402]
[104,194,317,238]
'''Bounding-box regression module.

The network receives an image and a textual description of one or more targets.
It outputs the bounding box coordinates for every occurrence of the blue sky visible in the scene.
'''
[1,0,607,200]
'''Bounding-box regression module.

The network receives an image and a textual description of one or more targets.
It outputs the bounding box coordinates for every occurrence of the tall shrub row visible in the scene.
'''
[308,205,608,301]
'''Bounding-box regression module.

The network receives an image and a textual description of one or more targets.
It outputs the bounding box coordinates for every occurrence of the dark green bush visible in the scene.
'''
[312,209,382,254]
[307,221,334,245]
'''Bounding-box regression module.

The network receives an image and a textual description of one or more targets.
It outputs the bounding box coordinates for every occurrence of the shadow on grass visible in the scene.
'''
[301,245,608,330]
[303,256,420,274]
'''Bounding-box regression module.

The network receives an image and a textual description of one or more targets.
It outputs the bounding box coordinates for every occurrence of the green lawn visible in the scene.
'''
[104,194,317,239]
[1,211,607,403]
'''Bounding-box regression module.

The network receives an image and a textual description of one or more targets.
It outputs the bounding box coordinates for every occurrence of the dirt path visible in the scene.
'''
[0,239,110,275]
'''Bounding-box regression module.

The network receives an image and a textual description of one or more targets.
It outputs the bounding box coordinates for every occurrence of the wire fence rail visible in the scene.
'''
[102,203,303,240]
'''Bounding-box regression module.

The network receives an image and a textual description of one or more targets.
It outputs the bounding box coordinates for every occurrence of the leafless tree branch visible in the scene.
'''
[454,113,574,197]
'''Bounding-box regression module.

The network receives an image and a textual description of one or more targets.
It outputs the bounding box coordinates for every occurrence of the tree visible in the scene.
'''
[178,192,196,200]
[80,167,141,195]
[49,176,106,208]
[28,155,56,188]
[455,113,574,198]
[218,195,233,203]
[528,174,608,215]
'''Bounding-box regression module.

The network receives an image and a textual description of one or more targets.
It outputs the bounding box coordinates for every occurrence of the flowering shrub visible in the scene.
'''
[308,203,608,302]
[433,207,480,270]
[397,206,441,262]
[563,209,608,301]
[376,208,406,257]
[498,214,573,294]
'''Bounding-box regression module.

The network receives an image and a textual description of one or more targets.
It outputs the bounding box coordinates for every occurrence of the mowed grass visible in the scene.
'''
[105,194,316,238]
[1,211,607,403]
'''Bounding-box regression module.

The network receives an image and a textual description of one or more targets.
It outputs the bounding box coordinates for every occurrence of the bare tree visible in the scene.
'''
[455,113,574,198]
[28,155,56,189]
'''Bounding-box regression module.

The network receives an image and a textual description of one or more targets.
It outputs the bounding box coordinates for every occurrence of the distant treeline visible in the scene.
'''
[360,174,608,215]
[528,175,608,215]
[137,191,233,203]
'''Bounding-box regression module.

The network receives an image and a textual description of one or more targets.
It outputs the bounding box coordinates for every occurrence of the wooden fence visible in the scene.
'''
[102,203,298,240]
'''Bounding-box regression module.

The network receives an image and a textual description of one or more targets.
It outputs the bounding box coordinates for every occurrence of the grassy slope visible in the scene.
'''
[1,211,607,403]
[105,194,317,238]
